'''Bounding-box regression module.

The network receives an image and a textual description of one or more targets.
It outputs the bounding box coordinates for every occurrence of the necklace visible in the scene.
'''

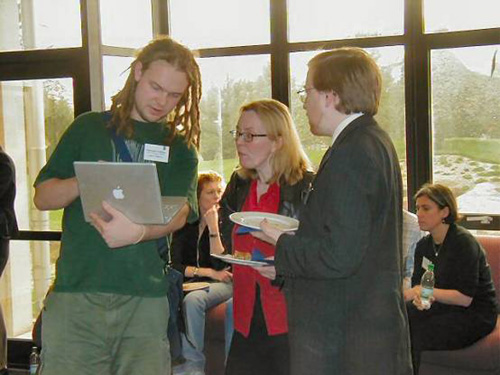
[433,242,443,257]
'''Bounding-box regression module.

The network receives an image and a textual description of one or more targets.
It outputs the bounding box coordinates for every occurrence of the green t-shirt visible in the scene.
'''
[35,112,199,297]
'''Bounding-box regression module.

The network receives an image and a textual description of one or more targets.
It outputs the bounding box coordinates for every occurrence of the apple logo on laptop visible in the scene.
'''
[112,186,125,200]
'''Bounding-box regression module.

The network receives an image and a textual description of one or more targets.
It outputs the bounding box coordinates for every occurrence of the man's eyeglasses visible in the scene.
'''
[229,130,268,143]
[297,87,316,103]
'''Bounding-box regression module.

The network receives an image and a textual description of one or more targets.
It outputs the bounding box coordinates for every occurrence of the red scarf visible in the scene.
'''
[231,180,288,337]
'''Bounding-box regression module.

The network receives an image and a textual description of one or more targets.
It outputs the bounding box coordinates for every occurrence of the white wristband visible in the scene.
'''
[133,225,146,245]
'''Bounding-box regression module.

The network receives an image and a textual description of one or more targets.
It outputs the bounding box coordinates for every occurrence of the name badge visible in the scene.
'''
[144,144,169,163]
[422,256,431,271]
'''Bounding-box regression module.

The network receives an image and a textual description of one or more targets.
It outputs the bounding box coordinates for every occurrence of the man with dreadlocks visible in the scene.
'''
[33,36,202,375]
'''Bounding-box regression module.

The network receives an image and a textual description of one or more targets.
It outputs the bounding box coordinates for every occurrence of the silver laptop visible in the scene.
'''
[74,162,187,224]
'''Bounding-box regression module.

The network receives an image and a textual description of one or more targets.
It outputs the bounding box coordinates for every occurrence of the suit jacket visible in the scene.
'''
[0,147,18,240]
[276,115,412,375]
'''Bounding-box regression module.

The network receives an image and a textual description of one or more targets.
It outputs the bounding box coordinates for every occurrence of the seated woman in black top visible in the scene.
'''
[171,171,233,375]
[404,183,498,374]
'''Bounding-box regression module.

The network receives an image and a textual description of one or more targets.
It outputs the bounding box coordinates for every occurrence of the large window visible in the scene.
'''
[0,78,73,339]
[431,45,500,215]
[0,0,82,52]
[424,0,500,34]
[169,0,273,181]
[169,0,270,49]
[288,0,404,42]
[0,78,74,232]
[197,55,272,179]
[103,56,134,109]
[0,241,58,340]
[100,0,153,48]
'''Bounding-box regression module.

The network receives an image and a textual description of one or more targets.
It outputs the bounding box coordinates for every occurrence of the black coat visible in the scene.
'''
[0,146,17,273]
[276,115,413,375]
[171,221,227,280]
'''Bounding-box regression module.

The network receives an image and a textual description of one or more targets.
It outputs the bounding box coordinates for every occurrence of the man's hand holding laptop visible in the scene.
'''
[90,201,146,248]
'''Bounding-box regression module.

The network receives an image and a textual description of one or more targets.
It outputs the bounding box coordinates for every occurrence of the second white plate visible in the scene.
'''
[229,211,299,231]
[211,254,270,267]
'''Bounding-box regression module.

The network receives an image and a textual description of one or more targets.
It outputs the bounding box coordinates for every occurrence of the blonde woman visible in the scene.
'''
[219,99,313,375]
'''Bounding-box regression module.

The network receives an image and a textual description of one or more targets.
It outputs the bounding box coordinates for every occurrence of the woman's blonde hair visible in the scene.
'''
[236,99,311,185]
[110,36,202,149]
[415,183,461,224]
[308,47,382,116]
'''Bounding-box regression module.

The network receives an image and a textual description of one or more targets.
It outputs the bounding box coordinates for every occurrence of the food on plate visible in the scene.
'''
[234,251,251,260]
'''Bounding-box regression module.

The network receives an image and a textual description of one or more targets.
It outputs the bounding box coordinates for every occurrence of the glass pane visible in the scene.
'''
[425,0,500,33]
[100,0,153,48]
[198,55,271,182]
[0,79,74,232]
[170,0,270,49]
[288,0,403,42]
[290,46,408,206]
[431,45,500,215]
[1,240,59,339]
[103,56,134,110]
[0,0,81,51]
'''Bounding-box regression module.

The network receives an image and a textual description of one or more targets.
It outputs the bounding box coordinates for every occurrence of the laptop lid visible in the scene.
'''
[74,162,186,224]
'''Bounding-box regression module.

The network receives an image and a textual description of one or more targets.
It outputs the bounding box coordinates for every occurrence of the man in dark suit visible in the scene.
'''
[0,145,18,375]
[260,47,413,374]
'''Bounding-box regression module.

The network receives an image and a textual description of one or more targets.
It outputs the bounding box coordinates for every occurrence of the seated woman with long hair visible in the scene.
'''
[171,171,233,375]
[404,183,498,374]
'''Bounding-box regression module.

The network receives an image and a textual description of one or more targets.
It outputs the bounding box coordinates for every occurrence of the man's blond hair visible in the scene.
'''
[309,47,382,116]
[110,36,202,149]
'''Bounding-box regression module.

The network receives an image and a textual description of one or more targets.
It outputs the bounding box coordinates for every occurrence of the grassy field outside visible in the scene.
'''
[200,137,500,183]
[438,138,500,164]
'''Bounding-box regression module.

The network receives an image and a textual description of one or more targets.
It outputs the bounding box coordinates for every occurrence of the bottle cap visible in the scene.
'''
[428,263,434,271]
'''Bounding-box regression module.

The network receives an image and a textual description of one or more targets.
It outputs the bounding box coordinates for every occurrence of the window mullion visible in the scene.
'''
[82,0,104,112]
[270,0,290,106]
[404,0,432,210]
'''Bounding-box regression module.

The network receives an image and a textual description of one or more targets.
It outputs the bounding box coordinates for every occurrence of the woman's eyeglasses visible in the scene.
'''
[229,130,268,143]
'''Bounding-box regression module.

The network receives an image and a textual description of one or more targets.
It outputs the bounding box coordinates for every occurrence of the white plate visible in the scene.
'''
[182,282,210,292]
[211,254,270,267]
[229,212,299,231]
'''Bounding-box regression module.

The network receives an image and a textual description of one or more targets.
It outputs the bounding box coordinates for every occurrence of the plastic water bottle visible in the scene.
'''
[420,263,435,308]
[29,346,40,375]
